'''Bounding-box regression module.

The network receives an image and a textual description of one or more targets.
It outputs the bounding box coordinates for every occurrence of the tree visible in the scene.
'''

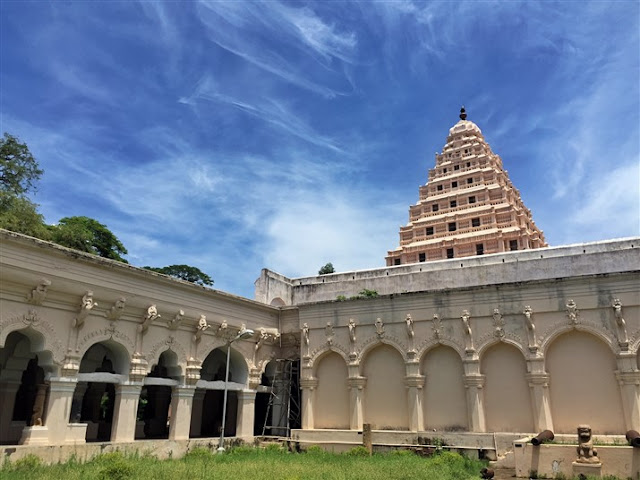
[51,216,128,263]
[143,265,214,286]
[0,192,51,240]
[0,133,43,197]
[318,262,335,275]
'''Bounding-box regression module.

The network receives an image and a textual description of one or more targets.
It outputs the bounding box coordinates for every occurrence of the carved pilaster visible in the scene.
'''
[463,374,486,432]
[347,376,366,430]
[185,358,202,386]
[526,372,554,432]
[615,370,640,431]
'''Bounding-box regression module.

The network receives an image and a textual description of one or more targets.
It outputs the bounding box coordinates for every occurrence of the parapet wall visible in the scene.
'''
[255,238,640,305]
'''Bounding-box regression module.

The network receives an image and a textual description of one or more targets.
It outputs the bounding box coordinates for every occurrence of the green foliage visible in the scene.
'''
[94,452,132,480]
[359,289,378,298]
[11,454,41,471]
[0,192,51,239]
[51,216,128,263]
[318,262,335,275]
[264,443,285,453]
[304,445,325,455]
[0,133,42,197]
[344,446,371,457]
[389,449,414,457]
[336,295,347,301]
[143,264,213,286]
[184,447,213,459]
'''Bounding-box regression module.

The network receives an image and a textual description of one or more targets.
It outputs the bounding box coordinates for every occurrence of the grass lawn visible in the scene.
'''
[1,445,486,480]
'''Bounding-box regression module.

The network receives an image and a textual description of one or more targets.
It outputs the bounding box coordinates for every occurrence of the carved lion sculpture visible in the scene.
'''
[576,425,600,464]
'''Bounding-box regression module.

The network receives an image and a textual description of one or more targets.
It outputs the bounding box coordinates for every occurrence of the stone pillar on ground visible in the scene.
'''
[168,386,195,441]
[44,377,77,444]
[405,375,425,432]
[463,374,486,433]
[236,390,257,438]
[111,383,142,443]
[300,377,318,430]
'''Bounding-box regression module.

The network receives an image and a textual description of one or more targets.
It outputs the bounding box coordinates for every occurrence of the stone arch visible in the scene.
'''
[540,324,617,357]
[77,328,135,366]
[477,336,529,360]
[146,338,188,376]
[0,314,65,365]
[357,337,406,373]
[0,328,57,377]
[79,339,130,376]
[417,338,466,363]
[197,337,227,363]
[362,343,409,430]
[545,331,625,434]
[309,345,350,372]
[420,344,467,431]
[200,346,249,386]
[270,297,286,307]
[314,351,350,429]
[480,342,533,432]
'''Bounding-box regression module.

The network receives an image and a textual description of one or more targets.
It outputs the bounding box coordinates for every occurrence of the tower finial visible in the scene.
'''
[459,106,467,120]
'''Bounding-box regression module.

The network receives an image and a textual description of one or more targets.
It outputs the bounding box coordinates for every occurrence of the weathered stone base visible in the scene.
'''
[572,461,602,477]
[19,426,49,446]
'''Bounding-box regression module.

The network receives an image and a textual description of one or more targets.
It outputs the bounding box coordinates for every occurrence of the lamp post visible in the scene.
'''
[217,328,254,453]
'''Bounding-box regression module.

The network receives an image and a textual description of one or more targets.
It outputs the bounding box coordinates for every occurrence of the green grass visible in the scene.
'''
[1,447,485,480]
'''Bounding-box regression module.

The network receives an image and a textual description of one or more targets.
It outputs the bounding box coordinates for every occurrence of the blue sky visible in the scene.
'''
[2,1,639,299]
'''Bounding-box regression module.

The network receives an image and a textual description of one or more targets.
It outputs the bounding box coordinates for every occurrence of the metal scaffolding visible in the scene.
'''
[261,358,300,437]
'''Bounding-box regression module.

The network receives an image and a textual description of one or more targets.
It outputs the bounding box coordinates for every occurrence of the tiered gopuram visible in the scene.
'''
[386,107,547,266]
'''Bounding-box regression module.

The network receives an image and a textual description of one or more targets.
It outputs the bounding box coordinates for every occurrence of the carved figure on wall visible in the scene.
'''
[74,291,97,327]
[348,318,357,344]
[375,318,385,338]
[106,297,126,321]
[255,327,270,353]
[612,298,629,348]
[432,314,441,339]
[405,314,414,339]
[302,323,310,346]
[523,306,538,351]
[576,425,600,464]
[168,310,184,330]
[217,319,228,336]
[492,308,505,338]
[566,299,579,325]
[140,304,160,333]
[194,314,209,342]
[325,322,334,345]
[27,278,51,305]
[461,310,474,352]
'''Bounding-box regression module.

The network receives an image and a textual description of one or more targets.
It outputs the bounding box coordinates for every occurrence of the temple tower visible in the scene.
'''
[386,107,547,266]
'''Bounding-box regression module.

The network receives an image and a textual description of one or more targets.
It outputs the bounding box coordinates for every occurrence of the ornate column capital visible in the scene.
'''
[404,375,425,389]
[347,376,367,390]
[300,377,319,390]
[526,372,551,387]
[615,370,640,386]
[463,374,485,388]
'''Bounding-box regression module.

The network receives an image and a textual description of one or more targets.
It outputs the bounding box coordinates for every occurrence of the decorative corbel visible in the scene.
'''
[74,291,97,328]
[27,279,51,305]
[106,297,126,321]
[167,309,184,330]
[140,304,160,333]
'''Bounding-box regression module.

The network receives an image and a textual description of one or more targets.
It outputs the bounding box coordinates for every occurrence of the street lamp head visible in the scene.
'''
[234,328,254,342]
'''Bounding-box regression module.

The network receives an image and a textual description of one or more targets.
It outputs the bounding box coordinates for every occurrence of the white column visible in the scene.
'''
[111,383,142,443]
[189,389,206,437]
[44,377,77,444]
[463,374,486,432]
[526,373,554,432]
[300,377,318,430]
[347,376,366,430]
[168,386,195,441]
[235,390,257,438]
[616,371,640,431]
[405,375,425,432]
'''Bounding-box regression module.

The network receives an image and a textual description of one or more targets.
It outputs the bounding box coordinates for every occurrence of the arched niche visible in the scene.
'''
[546,331,624,434]
[270,297,286,307]
[79,340,129,376]
[421,345,467,431]
[481,343,533,433]
[0,331,55,445]
[136,350,181,440]
[200,346,248,385]
[362,344,408,430]
[314,352,349,429]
